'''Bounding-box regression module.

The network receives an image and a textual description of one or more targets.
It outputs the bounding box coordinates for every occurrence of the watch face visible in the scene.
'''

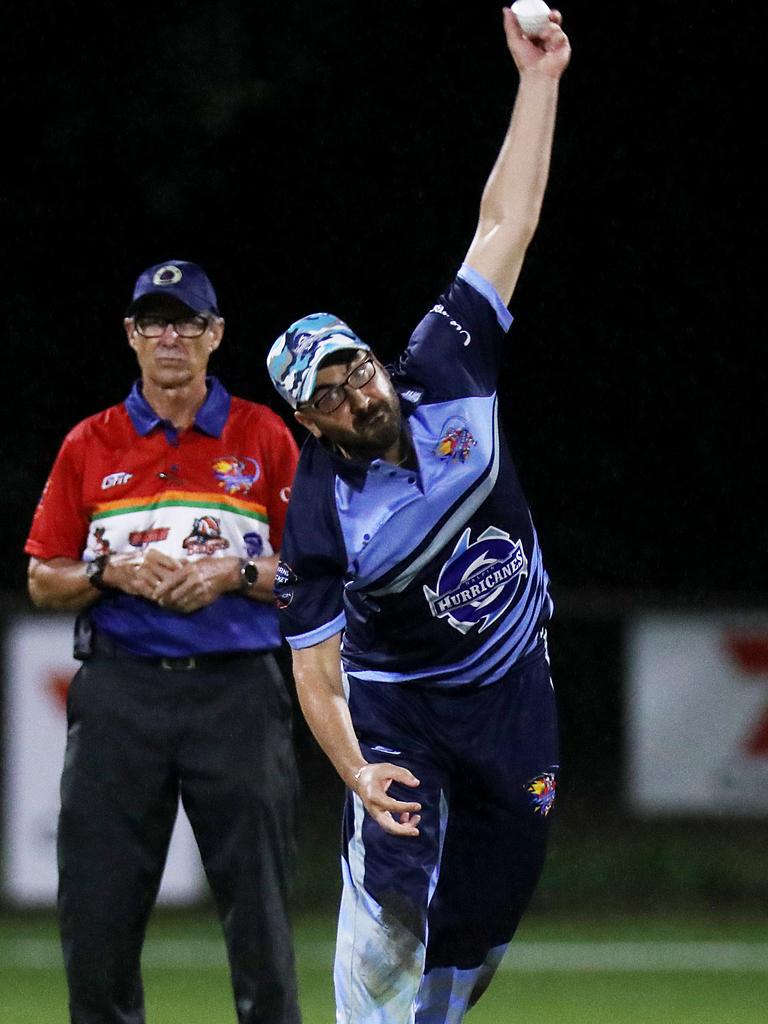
[241,561,259,587]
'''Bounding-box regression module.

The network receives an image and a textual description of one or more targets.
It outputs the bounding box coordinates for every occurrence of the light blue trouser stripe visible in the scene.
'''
[415,945,508,1024]
[334,790,450,1023]
[334,792,425,1024]
[427,791,448,904]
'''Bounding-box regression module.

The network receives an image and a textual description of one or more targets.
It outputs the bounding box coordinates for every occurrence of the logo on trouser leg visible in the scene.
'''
[525,769,557,816]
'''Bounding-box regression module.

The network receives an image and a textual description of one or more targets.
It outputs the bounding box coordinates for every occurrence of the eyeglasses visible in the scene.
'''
[134,315,210,339]
[309,357,377,414]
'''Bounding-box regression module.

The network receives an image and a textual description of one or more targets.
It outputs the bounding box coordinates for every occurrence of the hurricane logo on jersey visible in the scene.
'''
[212,456,261,495]
[423,526,528,634]
[526,770,558,817]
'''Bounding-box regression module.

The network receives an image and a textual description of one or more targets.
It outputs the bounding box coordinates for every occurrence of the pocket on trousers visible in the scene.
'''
[65,666,87,724]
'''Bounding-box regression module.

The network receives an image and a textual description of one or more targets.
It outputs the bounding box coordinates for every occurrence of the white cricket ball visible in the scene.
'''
[511,0,552,38]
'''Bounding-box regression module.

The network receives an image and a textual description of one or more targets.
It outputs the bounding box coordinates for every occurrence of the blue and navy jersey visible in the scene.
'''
[277,264,552,687]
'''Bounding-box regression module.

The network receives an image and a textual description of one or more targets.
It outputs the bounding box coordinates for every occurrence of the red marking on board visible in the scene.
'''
[724,633,768,757]
[724,634,768,674]
[744,712,768,756]
[46,672,73,711]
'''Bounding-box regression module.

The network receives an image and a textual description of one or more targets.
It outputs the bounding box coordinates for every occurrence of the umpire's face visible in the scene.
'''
[294,350,403,461]
[124,297,224,391]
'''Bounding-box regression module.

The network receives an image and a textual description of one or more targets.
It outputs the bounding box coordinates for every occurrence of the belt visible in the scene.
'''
[160,655,214,671]
[88,632,264,671]
[127,650,257,672]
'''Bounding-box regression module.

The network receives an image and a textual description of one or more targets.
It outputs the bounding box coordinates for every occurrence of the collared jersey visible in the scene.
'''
[277,265,552,688]
[26,377,298,657]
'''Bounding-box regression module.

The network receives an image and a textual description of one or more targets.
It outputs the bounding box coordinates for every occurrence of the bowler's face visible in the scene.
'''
[295,352,402,460]
[124,298,223,391]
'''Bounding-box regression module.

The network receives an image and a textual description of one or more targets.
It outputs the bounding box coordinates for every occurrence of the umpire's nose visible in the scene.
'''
[158,323,180,340]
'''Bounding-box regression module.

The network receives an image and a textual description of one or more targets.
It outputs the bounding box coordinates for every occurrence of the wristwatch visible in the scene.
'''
[239,559,259,593]
[85,554,111,592]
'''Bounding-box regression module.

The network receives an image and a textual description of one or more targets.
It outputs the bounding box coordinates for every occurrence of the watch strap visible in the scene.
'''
[86,554,111,592]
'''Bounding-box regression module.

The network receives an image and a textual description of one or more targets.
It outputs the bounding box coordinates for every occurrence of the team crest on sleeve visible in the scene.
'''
[274,561,298,609]
[212,456,261,494]
[423,526,528,634]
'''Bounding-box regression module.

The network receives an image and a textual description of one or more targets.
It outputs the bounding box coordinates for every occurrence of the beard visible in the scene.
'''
[328,399,403,460]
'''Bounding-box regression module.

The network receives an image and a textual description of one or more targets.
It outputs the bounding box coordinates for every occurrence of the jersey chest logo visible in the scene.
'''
[91,526,112,556]
[212,455,261,494]
[101,471,133,490]
[423,526,528,634]
[182,516,230,555]
[434,422,476,463]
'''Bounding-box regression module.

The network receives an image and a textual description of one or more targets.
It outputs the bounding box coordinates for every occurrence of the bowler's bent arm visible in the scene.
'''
[292,634,422,836]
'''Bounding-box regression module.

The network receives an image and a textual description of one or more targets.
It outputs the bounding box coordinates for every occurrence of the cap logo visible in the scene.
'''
[152,265,183,286]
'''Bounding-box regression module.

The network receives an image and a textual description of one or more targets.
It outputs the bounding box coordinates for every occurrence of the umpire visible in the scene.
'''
[25,260,302,1024]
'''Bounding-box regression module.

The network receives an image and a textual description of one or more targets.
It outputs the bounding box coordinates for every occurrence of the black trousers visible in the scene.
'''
[58,650,301,1024]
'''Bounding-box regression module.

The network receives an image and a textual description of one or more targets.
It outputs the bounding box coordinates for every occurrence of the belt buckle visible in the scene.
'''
[160,655,197,671]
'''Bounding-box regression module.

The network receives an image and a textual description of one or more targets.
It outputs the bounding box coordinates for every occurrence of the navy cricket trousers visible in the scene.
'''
[336,646,559,1024]
[58,650,301,1024]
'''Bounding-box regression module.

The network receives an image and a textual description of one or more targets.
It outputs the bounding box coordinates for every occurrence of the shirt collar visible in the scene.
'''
[324,444,370,489]
[125,376,231,438]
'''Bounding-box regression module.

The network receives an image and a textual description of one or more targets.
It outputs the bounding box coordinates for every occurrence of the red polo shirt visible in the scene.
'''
[26,377,299,656]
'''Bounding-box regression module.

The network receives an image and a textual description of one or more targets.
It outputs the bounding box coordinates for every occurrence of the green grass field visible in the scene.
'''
[2,909,766,1023]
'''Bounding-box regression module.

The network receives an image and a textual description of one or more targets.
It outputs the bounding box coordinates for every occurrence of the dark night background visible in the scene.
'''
[0,1,765,904]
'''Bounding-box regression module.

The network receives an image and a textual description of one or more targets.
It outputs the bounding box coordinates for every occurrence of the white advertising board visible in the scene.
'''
[3,615,204,905]
[627,613,768,815]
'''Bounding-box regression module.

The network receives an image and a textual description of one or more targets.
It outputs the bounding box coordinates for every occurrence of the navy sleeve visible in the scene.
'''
[275,440,348,649]
[389,264,513,401]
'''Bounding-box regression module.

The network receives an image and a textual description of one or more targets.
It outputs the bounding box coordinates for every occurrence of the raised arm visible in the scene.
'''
[463,8,571,305]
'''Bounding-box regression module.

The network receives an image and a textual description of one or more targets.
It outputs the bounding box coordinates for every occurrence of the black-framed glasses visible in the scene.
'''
[134,314,210,339]
[309,357,377,414]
